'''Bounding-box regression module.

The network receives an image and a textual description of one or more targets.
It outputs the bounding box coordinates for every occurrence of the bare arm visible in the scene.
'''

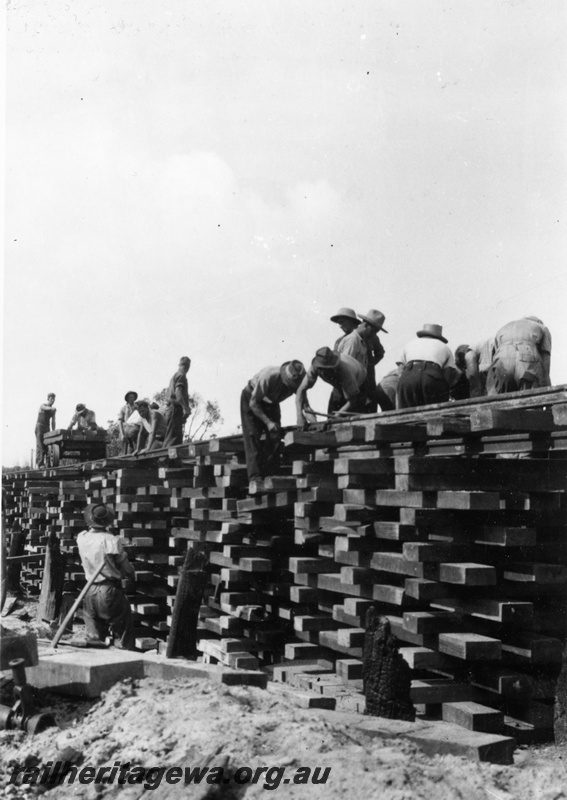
[295,375,316,426]
[465,350,483,398]
[250,397,279,432]
[112,552,135,579]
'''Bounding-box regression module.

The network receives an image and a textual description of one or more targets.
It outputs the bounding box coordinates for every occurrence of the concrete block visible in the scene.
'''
[27,648,145,697]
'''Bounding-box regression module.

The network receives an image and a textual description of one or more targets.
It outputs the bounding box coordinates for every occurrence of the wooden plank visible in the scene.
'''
[438,633,502,661]
[431,597,533,625]
[442,702,504,733]
[470,408,556,433]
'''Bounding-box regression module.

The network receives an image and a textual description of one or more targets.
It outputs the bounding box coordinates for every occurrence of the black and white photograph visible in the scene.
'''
[2,2,567,797]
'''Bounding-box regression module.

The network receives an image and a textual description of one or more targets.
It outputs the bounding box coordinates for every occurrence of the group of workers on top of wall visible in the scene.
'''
[34,358,191,467]
[240,310,552,484]
[35,311,552,485]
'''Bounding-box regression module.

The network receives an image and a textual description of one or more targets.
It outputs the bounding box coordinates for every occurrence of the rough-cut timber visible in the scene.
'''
[166,543,209,659]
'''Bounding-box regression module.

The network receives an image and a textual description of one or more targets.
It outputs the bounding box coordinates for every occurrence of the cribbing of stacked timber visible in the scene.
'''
[2,384,567,742]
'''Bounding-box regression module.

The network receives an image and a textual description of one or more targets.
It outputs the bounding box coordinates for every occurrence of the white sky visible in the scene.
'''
[3,0,567,466]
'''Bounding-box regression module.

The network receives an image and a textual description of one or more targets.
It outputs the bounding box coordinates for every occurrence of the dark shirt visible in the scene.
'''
[167,370,190,408]
[37,404,56,428]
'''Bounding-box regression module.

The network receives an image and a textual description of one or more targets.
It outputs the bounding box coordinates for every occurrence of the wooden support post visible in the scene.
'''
[166,543,209,659]
[37,531,67,623]
[6,525,27,593]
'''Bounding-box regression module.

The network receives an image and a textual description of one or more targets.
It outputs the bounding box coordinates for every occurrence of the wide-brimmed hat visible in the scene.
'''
[76,403,87,414]
[416,323,448,343]
[124,391,138,402]
[359,309,388,333]
[280,360,306,388]
[312,347,340,370]
[330,307,359,324]
[83,503,114,527]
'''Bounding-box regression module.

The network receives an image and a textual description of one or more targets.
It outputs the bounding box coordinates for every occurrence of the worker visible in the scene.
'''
[397,324,460,409]
[164,356,192,447]
[241,360,306,483]
[331,307,361,350]
[68,404,99,432]
[375,365,402,411]
[77,503,135,649]
[464,337,495,398]
[356,309,387,412]
[35,393,57,467]
[450,345,471,400]
[132,400,167,454]
[486,316,552,395]
[117,391,139,455]
[296,347,367,424]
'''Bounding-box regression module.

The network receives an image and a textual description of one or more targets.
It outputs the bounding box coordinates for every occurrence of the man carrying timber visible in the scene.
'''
[398,324,460,409]
[241,360,306,484]
[486,316,551,395]
[164,356,192,447]
[296,347,367,423]
[77,504,135,649]
[117,391,140,454]
[35,393,57,467]
[132,400,167,454]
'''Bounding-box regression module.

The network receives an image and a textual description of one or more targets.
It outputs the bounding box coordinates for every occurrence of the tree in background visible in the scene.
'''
[151,389,223,442]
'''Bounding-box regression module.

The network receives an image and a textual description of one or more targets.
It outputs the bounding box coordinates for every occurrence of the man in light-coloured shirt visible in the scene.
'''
[77,503,134,649]
[68,404,98,432]
[132,400,167,454]
[331,307,360,351]
[465,337,495,397]
[117,391,139,454]
[486,316,551,395]
[296,347,367,423]
[241,360,306,482]
[398,324,459,409]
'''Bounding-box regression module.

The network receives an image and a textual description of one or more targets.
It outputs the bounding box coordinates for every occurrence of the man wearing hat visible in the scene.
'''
[164,356,192,447]
[295,348,367,424]
[486,316,552,395]
[241,361,306,483]
[398,324,459,409]
[117,391,140,455]
[68,404,99,432]
[355,310,388,412]
[77,504,135,649]
[330,307,361,351]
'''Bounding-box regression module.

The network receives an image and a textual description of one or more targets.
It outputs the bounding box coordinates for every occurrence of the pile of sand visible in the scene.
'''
[1,676,566,799]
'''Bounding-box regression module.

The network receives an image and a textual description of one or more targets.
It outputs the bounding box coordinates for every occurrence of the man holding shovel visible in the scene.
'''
[76,504,135,649]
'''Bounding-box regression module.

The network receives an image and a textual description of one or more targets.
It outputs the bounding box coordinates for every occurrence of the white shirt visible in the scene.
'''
[77,528,127,583]
[400,337,455,369]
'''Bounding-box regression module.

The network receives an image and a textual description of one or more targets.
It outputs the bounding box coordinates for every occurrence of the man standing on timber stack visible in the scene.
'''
[241,360,306,485]
[77,503,135,649]
[486,316,551,395]
[35,393,57,467]
[397,324,460,409]
[117,391,139,454]
[164,356,192,447]
[296,347,367,422]
[331,307,360,350]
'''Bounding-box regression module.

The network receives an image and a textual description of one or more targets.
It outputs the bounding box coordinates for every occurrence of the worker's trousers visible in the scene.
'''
[164,402,184,447]
[35,424,49,467]
[240,388,281,481]
[398,361,450,409]
[83,582,134,650]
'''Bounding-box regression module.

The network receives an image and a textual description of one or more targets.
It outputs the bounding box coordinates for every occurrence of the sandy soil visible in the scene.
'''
[2,599,567,800]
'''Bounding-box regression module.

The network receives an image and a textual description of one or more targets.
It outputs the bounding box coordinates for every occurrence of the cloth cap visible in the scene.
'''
[84,503,114,527]
[359,309,388,333]
[179,356,191,365]
[280,360,306,388]
[312,347,340,370]
[124,391,138,402]
[136,399,151,409]
[416,324,448,343]
[330,307,359,324]
[523,315,544,325]
[76,403,86,413]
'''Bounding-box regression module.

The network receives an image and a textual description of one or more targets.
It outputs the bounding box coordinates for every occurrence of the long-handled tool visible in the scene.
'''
[308,409,360,419]
[51,561,106,648]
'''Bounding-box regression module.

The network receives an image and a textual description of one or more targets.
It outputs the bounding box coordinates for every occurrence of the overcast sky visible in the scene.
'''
[3,0,567,466]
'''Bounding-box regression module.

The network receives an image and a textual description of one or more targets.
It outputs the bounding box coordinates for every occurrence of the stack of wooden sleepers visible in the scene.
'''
[2,384,566,741]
